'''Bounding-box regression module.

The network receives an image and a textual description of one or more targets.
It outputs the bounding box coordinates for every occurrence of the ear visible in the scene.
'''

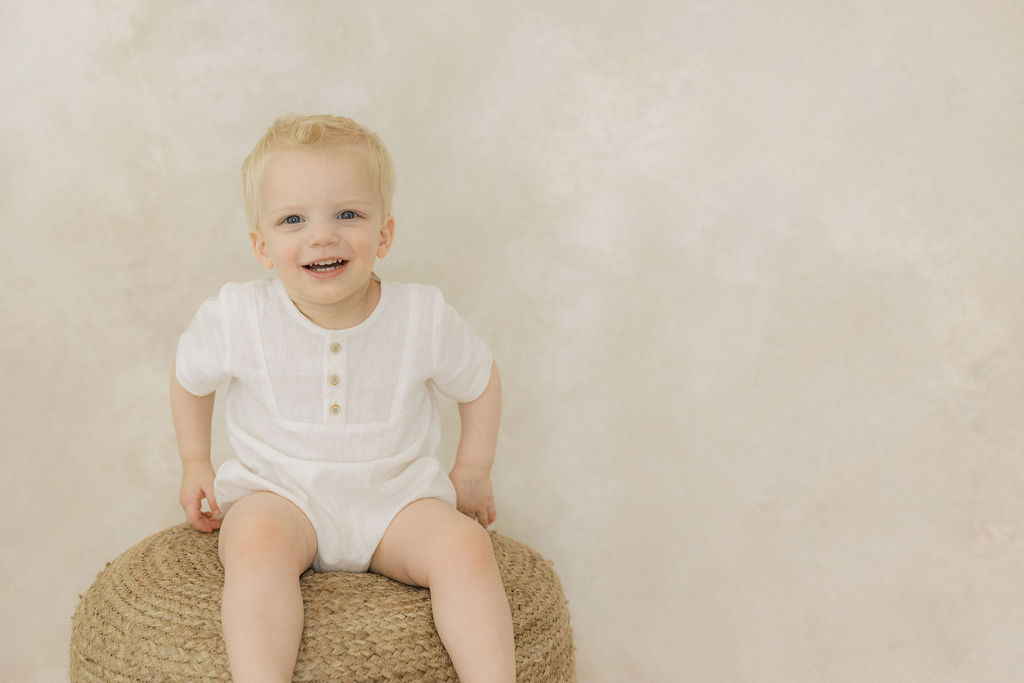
[249,231,275,270]
[376,215,395,259]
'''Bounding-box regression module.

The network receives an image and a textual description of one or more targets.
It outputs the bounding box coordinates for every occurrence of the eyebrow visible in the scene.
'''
[265,198,375,214]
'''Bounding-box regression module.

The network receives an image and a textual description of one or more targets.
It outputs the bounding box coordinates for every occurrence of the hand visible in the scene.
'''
[449,465,497,528]
[179,462,222,532]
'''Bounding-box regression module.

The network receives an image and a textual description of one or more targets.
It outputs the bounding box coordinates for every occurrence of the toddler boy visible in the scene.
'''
[171,114,515,681]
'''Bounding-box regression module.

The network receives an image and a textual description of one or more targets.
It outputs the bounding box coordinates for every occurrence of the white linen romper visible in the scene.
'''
[175,277,493,572]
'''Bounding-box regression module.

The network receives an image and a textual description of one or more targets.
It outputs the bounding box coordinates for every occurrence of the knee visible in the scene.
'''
[220,516,288,570]
[218,500,314,574]
[443,517,497,575]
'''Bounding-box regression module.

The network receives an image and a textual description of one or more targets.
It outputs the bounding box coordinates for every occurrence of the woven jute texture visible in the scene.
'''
[70,524,574,682]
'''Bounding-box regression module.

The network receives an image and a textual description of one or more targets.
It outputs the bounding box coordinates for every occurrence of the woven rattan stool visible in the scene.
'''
[70,523,574,681]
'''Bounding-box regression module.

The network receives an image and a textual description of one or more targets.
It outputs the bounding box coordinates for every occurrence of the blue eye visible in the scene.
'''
[283,215,303,225]
[338,210,357,220]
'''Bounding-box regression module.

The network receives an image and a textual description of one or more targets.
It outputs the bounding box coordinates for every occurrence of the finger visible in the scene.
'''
[193,511,220,533]
[182,495,201,525]
[199,491,222,531]
[184,495,217,533]
[487,502,497,526]
[205,486,221,517]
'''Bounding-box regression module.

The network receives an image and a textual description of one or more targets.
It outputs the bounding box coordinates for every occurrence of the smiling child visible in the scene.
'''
[171,114,515,682]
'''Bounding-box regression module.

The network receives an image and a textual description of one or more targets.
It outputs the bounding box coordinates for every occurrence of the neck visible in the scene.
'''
[294,277,381,330]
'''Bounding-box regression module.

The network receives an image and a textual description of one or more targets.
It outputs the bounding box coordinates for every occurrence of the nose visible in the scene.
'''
[307,217,340,247]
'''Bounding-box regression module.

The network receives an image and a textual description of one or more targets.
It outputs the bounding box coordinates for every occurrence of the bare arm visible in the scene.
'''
[171,359,221,532]
[449,361,502,527]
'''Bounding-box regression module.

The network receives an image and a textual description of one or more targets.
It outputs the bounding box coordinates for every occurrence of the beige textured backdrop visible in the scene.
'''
[3,1,1023,680]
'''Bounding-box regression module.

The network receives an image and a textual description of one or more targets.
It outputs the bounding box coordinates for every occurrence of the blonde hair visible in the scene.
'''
[241,114,396,230]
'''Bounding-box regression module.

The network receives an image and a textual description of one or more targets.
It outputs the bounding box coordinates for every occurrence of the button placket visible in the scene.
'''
[326,340,346,419]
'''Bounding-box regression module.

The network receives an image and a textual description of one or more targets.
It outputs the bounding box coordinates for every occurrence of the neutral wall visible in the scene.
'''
[3,2,1023,681]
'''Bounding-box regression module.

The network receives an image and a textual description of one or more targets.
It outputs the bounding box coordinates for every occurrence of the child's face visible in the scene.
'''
[250,145,394,326]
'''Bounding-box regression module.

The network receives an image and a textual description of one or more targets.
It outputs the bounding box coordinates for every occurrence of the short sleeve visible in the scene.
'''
[431,290,494,403]
[175,291,231,396]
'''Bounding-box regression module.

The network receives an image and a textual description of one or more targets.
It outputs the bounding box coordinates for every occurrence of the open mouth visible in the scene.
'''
[304,259,348,273]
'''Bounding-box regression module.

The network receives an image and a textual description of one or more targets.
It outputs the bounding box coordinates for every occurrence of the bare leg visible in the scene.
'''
[218,492,318,683]
[370,498,515,682]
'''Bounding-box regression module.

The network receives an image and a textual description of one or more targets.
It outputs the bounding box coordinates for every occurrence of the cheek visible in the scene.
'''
[350,231,381,254]
[271,237,301,256]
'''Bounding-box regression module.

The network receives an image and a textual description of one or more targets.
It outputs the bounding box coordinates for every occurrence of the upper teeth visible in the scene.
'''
[307,259,344,270]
